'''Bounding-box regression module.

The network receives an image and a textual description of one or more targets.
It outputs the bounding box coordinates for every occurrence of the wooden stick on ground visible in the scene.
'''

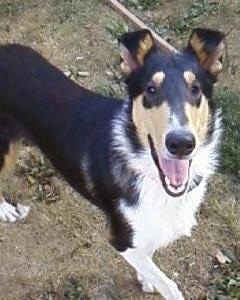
[106,0,178,54]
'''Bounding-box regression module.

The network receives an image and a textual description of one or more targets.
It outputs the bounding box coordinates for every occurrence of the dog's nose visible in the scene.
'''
[165,130,196,157]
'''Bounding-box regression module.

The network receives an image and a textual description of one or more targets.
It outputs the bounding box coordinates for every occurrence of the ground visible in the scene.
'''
[0,0,239,299]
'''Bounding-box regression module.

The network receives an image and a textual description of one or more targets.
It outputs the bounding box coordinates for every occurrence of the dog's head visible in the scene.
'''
[119,28,225,197]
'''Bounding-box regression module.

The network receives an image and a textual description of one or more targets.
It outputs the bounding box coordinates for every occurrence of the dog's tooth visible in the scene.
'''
[178,185,184,192]
[167,185,177,194]
[176,186,182,193]
[165,176,171,185]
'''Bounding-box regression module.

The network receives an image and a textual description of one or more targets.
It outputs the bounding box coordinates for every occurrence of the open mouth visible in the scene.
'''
[158,157,190,197]
[148,134,190,197]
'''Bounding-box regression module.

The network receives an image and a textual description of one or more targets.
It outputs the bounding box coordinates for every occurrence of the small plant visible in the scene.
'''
[0,0,25,17]
[41,277,88,300]
[120,0,159,11]
[16,149,60,203]
[215,260,240,299]
[106,18,128,42]
[170,1,220,35]
[63,277,88,300]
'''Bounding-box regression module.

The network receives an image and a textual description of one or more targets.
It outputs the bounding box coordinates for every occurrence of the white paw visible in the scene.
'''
[0,201,30,223]
[137,273,156,294]
[17,203,31,219]
[142,280,155,293]
[167,282,185,300]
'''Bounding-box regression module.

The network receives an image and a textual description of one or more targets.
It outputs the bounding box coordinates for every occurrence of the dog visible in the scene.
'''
[0,28,224,299]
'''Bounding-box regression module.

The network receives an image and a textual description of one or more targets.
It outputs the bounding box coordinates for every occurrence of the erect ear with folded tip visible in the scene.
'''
[187,28,225,80]
[119,29,156,76]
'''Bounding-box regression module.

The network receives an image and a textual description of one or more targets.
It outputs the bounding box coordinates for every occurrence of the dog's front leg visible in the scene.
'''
[120,248,184,300]
[0,196,30,223]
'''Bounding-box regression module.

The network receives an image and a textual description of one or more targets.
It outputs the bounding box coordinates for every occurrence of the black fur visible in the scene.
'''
[0,44,135,251]
[0,27,224,250]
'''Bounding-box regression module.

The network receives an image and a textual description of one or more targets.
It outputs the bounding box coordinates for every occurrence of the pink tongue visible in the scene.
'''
[159,158,189,187]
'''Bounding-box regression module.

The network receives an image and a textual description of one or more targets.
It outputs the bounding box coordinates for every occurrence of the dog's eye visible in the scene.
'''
[191,83,201,96]
[147,85,156,95]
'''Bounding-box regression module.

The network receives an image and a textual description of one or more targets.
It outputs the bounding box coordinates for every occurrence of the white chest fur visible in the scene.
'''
[120,176,207,254]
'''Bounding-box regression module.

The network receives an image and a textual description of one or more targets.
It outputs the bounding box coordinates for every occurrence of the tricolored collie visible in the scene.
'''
[0,28,224,299]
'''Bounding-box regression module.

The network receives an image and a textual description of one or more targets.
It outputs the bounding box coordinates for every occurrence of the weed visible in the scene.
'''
[169,1,220,35]
[40,277,89,300]
[120,0,159,11]
[63,277,89,300]
[215,260,240,299]
[106,17,128,42]
[50,0,96,24]
[16,148,60,203]
[94,63,125,98]
[0,0,26,17]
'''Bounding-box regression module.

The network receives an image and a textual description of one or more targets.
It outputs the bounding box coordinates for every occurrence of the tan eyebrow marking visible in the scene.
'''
[152,71,165,86]
[183,71,196,85]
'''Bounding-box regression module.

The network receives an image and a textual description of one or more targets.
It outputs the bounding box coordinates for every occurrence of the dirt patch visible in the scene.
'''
[0,1,239,299]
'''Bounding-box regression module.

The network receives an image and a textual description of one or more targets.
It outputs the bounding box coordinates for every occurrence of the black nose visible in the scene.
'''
[165,130,196,157]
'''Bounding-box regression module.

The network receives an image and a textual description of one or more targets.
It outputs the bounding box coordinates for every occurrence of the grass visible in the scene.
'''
[215,260,240,300]
[120,0,160,11]
[148,0,222,41]
[31,276,89,300]
[169,1,220,35]
[0,0,27,17]
[50,0,96,25]
[0,1,239,299]
[216,88,240,177]
[105,17,128,42]
[16,148,61,203]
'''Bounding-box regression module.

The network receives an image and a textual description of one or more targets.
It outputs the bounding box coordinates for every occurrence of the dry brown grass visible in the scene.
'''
[0,1,239,299]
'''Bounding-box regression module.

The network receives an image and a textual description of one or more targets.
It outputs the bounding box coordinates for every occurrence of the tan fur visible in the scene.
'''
[136,33,154,66]
[120,44,136,75]
[190,33,207,65]
[208,42,224,75]
[185,96,210,145]
[0,142,19,177]
[183,71,196,85]
[120,33,154,73]
[189,32,224,75]
[132,95,170,151]
[152,72,165,87]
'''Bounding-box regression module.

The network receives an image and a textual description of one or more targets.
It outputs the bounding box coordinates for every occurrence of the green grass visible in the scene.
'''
[16,149,61,203]
[62,277,89,300]
[120,0,160,11]
[41,276,89,300]
[50,0,97,24]
[215,260,240,300]
[105,17,128,42]
[216,88,240,177]
[170,1,220,35]
[151,0,221,37]
[0,0,27,17]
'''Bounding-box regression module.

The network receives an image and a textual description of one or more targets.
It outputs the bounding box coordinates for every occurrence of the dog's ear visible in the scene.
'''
[119,29,156,75]
[187,28,225,79]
